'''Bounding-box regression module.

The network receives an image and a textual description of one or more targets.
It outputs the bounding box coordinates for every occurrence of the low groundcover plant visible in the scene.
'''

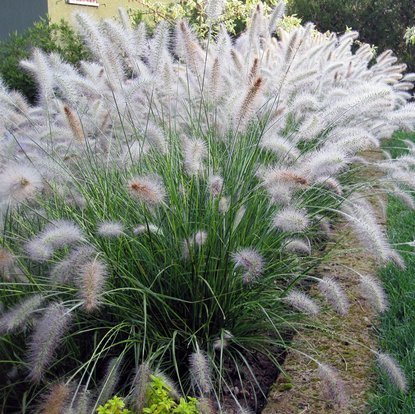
[0,1,414,412]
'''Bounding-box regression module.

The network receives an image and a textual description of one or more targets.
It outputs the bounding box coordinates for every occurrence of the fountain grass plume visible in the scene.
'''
[0,2,414,410]
[27,302,72,382]
[284,290,320,316]
[376,352,408,392]
[189,350,212,396]
[78,258,108,313]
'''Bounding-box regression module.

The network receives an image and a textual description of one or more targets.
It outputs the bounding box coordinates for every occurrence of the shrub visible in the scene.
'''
[131,0,299,37]
[405,26,415,46]
[0,17,89,102]
[0,2,414,412]
[144,375,199,414]
[287,0,415,71]
[97,396,133,414]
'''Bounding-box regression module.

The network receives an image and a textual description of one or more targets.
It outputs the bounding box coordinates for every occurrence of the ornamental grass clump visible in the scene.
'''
[0,1,414,411]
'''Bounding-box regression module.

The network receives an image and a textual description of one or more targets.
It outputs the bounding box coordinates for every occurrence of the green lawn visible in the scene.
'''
[368,132,415,413]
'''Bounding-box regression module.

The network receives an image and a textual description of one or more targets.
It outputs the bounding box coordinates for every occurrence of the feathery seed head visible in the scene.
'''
[131,362,151,413]
[273,207,310,233]
[78,258,108,312]
[183,137,207,176]
[205,0,226,23]
[284,290,319,315]
[121,142,149,165]
[50,245,96,284]
[182,231,208,259]
[234,77,263,129]
[0,163,43,207]
[198,397,216,414]
[145,124,168,154]
[128,175,166,206]
[341,202,392,262]
[262,168,308,188]
[133,224,162,235]
[97,357,122,406]
[387,250,406,270]
[27,302,72,382]
[154,370,181,400]
[176,21,204,74]
[97,221,124,238]
[314,176,343,195]
[213,330,233,350]
[317,277,349,315]
[41,220,85,248]
[260,135,300,160]
[232,248,265,283]
[189,350,212,396]
[25,221,84,262]
[25,238,54,262]
[233,206,246,230]
[317,363,348,407]
[208,175,224,197]
[266,182,293,205]
[359,274,388,313]
[283,238,311,255]
[376,352,408,392]
[218,196,230,214]
[0,294,44,334]
[0,248,15,280]
[38,382,72,414]
[193,230,208,246]
[72,387,92,414]
[49,258,74,285]
[63,105,85,142]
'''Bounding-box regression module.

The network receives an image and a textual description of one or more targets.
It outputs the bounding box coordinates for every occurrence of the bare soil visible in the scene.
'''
[262,155,387,414]
[262,224,381,414]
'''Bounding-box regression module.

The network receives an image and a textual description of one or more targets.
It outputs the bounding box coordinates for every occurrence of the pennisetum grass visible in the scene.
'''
[0,0,413,411]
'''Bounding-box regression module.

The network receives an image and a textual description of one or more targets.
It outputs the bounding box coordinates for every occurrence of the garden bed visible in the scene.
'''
[0,3,414,413]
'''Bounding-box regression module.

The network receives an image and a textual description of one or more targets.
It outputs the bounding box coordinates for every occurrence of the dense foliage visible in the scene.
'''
[0,2,414,412]
[0,18,89,102]
[132,0,283,36]
[287,0,415,72]
[368,132,415,413]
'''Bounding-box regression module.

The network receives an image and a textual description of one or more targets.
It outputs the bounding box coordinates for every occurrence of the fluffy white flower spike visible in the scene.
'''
[189,350,212,396]
[97,221,124,238]
[26,220,84,262]
[182,231,208,259]
[376,352,408,392]
[127,175,166,206]
[232,248,265,284]
[284,290,319,315]
[273,207,310,233]
[0,164,43,207]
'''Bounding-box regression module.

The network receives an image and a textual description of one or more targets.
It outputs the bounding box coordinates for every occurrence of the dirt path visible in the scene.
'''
[263,157,387,414]
[263,225,381,413]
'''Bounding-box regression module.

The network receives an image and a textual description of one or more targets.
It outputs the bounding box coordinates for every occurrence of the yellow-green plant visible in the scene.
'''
[97,396,133,414]
[404,26,415,46]
[131,0,280,36]
[144,375,199,414]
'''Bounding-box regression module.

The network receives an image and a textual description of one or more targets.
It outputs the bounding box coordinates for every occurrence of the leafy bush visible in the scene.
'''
[144,375,199,414]
[131,0,301,37]
[0,2,414,412]
[287,0,415,71]
[0,18,89,102]
[96,376,199,414]
[405,26,415,46]
[97,396,133,414]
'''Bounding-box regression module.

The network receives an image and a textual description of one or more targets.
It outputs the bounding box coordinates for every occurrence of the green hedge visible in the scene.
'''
[0,18,89,102]
[287,0,415,72]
